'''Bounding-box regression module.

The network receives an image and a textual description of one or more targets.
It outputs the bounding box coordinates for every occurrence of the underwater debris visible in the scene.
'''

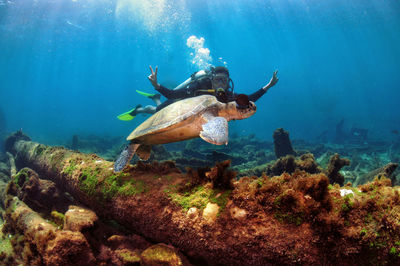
[354,162,398,187]
[273,128,297,158]
[325,153,350,186]
[6,152,15,177]
[4,130,30,155]
[71,135,79,150]
[335,118,346,143]
[7,167,72,213]
[4,133,400,265]
[350,127,368,144]
[2,196,96,265]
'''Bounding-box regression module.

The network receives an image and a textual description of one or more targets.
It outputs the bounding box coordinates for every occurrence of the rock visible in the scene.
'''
[141,244,184,266]
[150,145,172,161]
[107,234,150,251]
[115,248,141,265]
[229,206,247,221]
[44,230,95,265]
[273,128,296,158]
[206,150,246,165]
[182,148,206,160]
[325,153,350,186]
[202,203,219,224]
[64,205,98,232]
[266,155,296,176]
[186,207,199,220]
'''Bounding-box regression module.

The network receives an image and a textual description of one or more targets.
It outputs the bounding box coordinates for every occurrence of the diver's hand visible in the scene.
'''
[148,65,159,89]
[263,70,279,91]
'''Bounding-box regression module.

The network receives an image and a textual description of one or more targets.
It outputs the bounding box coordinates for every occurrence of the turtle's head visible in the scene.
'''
[222,94,256,121]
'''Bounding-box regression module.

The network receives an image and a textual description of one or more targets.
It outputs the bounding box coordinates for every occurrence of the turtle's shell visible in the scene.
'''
[127,95,220,141]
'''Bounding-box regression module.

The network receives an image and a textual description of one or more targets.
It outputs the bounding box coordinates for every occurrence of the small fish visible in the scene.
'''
[391,130,399,135]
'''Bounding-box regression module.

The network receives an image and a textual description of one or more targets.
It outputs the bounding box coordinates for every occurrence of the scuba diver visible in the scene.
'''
[117,65,278,121]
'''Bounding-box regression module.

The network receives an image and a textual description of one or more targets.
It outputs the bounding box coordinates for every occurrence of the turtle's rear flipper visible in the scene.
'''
[114,143,140,172]
[136,144,152,161]
[200,117,229,145]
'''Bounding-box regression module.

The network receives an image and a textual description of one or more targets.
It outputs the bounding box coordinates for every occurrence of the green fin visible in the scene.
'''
[117,105,142,121]
[136,90,156,98]
[117,112,136,121]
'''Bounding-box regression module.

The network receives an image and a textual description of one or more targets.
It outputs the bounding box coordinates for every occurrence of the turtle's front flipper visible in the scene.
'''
[114,143,141,172]
[136,144,152,160]
[200,116,229,145]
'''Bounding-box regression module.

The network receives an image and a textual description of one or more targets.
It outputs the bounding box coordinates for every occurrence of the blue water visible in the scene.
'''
[1,0,399,145]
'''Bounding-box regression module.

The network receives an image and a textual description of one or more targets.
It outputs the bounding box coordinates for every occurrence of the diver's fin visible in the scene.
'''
[117,105,142,121]
[114,143,140,172]
[199,116,229,145]
[136,90,156,98]
[136,144,152,160]
[136,90,161,101]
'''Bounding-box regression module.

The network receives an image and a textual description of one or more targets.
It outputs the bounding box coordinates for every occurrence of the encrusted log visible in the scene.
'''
[4,196,95,265]
[6,152,16,177]
[6,134,400,265]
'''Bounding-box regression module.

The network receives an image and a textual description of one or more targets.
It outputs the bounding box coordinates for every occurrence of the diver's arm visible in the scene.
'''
[248,70,279,102]
[147,65,197,99]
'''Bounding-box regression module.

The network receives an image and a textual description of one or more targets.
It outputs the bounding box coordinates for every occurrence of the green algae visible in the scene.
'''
[274,212,303,226]
[34,144,46,156]
[50,211,65,227]
[141,244,182,265]
[79,167,100,197]
[0,237,12,256]
[63,159,77,175]
[168,185,231,214]
[116,249,141,263]
[77,166,147,202]
[101,174,146,199]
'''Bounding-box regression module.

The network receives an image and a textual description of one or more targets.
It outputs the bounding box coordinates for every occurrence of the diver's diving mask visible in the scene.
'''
[212,74,229,89]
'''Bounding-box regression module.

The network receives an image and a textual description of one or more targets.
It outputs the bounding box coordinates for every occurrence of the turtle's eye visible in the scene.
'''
[235,94,249,109]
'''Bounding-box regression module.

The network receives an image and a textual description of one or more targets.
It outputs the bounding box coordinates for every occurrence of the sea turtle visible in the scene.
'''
[114,94,256,172]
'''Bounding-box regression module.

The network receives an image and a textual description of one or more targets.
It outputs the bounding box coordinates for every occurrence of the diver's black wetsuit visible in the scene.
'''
[155,77,267,111]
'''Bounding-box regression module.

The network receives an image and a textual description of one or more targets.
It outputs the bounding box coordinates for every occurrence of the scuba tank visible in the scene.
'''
[173,70,209,90]
[172,67,235,102]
